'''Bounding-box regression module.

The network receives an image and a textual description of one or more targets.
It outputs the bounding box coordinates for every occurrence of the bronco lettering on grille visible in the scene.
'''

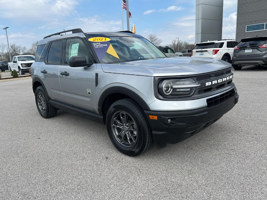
[205,75,233,86]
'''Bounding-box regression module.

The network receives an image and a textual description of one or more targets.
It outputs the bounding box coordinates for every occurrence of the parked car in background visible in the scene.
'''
[175,52,183,57]
[192,40,238,63]
[158,46,177,57]
[8,55,35,75]
[0,61,8,72]
[181,49,192,57]
[232,37,267,70]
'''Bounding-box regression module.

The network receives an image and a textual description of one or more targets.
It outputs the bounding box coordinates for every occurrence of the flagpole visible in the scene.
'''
[126,0,130,31]
[121,1,124,30]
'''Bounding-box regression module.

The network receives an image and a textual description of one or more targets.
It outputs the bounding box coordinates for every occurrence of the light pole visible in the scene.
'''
[3,27,11,62]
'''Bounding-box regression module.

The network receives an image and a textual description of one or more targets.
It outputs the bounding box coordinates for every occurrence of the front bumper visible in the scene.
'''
[145,90,239,144]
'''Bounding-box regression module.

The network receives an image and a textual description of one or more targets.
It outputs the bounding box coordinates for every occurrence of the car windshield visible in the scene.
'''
[18,56,35,61]
[88,36,166,63]
[195,42,224,49]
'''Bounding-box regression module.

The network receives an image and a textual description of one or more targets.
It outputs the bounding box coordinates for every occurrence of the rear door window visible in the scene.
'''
[47,40,64,65]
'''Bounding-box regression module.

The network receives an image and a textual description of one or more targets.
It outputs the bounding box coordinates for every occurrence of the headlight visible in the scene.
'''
[158,78,200,98]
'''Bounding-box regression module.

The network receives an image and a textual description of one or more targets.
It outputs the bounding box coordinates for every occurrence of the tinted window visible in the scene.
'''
[227,41,238,48]
[65,38,90,64]
[246,24,265,32]
[35,44,47,62]
[238,40,267,48]
[195,42,224,49]
[47,40,63,64]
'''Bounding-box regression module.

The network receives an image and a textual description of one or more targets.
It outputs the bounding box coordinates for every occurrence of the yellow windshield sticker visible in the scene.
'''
[89,37,119,61]
[106,44,120,59]
[89,37,111,42]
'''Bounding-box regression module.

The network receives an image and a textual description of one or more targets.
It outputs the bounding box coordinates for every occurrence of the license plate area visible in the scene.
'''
[245,49,252,53]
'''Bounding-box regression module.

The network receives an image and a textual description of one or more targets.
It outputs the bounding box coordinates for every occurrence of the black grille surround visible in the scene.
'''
[26,63,33,67]
[195,69,233,95]
[22,63,33,68]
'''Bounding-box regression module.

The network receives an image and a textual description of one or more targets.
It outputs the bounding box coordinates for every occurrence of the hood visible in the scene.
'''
[101,57,231,77]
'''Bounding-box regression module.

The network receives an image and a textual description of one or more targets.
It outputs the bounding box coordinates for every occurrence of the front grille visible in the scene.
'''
[195,69,233,95]
[207,89,235,107]
[26,63,33,67]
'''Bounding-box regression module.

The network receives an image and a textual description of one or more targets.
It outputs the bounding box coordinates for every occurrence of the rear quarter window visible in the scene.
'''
[35,44,47,62]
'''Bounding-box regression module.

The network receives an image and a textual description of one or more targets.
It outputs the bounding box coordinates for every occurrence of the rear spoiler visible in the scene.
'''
[241,37,267,42]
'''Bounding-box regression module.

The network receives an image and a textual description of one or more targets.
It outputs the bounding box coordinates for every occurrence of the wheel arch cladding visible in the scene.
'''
[32,78,45,93]
[98,87,150,120]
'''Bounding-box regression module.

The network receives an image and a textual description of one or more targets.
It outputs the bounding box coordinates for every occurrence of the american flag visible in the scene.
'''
[122,0,132,17]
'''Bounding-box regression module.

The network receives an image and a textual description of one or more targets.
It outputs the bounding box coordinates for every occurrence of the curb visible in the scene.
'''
[0,74,31,81]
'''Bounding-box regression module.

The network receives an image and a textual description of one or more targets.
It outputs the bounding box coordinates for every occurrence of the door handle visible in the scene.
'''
[60,71,69,76]
[41,70,47,74]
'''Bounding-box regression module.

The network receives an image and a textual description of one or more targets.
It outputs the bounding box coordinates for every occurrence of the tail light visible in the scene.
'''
[212,49,219,55]
[259,44,267,48]
[234,46,240,50]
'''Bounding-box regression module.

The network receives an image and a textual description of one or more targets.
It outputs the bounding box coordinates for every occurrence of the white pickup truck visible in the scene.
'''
[8,55,35,75]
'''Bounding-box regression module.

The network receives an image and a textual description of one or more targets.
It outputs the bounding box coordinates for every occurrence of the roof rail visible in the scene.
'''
[118,30,134,34]
[44,28,84,39]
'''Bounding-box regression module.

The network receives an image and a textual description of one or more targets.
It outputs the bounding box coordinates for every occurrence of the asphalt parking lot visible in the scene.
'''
[0,66,266,200]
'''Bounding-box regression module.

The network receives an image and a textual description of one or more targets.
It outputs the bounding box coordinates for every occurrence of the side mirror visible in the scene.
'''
[13,60,17,63]
[69,56,93,67]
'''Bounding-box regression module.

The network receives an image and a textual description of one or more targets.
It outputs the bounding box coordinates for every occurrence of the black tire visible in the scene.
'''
[232,64,242,70]
[106,99,152,156]
[35,86,57,118]
[222,54,231,63]
[18,68,24,75]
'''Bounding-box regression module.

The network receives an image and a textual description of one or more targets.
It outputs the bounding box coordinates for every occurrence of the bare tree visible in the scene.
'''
[10,44,27,58]
[170,39,195,52]
[147,34,162,46]
[170,39,181,52]
[0,44,7,60]
[26,42,38,55]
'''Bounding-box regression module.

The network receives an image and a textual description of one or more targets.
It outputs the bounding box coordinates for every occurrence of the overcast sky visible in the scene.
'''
[0,0,237,49]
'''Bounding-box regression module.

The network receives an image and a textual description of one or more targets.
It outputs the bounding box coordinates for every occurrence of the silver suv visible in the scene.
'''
[32,29,239,156]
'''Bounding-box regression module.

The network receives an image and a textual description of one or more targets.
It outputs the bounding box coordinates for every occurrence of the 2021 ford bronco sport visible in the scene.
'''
[32,29,239,156]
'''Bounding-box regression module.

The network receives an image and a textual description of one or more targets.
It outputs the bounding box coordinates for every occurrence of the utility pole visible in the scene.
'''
[126,0,130,31]
[3,27,11,62]
[177,37,180,52]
